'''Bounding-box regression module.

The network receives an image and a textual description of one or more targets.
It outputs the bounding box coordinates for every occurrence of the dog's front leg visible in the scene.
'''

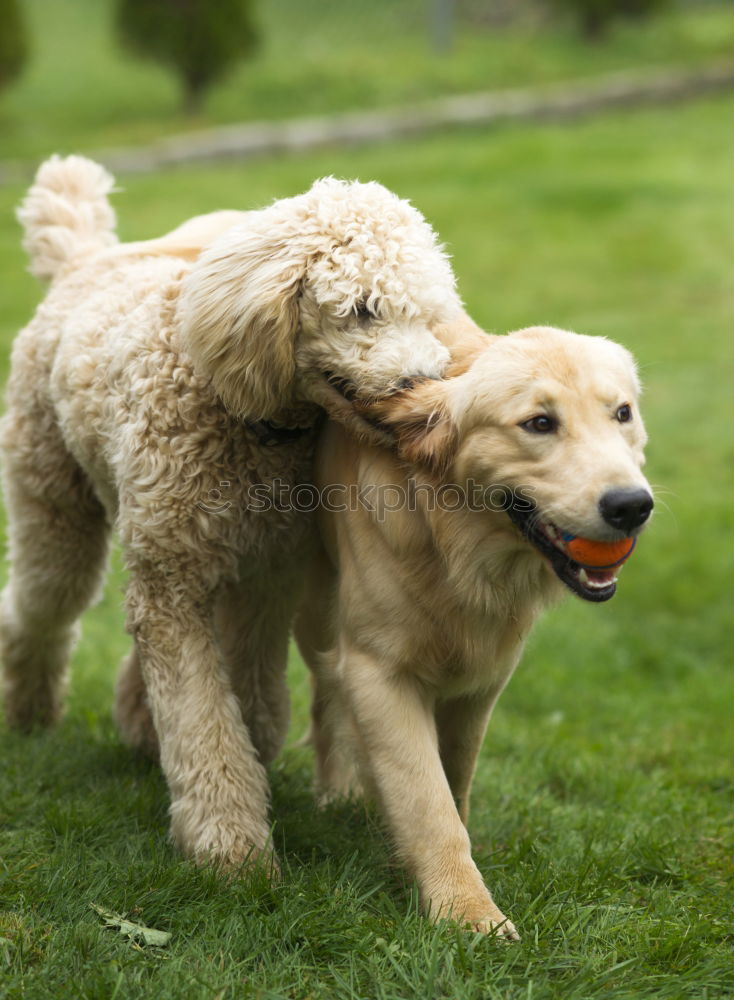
[342,646,518,938]
[126,572,275,872]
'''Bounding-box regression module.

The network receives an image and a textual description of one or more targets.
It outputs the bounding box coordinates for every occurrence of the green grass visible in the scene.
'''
[3,0,734,161]
[1,92,734,998]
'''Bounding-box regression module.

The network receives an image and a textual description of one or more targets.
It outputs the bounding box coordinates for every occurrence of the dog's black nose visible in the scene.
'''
[599,488,654,533]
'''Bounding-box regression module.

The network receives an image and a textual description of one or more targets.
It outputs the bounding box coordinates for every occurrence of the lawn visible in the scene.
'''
[1,93,734,999]
[2,0,734,161]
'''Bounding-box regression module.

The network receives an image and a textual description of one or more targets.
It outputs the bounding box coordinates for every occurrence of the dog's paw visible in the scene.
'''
[427,885,520,941]
[469,909,520,941]
[170,804,280,878]
[205,844,281,882]
[315,772,367,808]
[190,837,281,881]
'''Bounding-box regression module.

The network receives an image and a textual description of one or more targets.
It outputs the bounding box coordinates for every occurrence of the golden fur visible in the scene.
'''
[296,326,652,937]
[1,156,464,870]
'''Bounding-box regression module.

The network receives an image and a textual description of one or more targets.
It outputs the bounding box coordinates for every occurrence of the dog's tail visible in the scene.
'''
[17,155,118,281]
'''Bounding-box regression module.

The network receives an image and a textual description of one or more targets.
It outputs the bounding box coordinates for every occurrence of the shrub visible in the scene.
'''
[547,0,671,40]
[116,0,258,113]
[0,0,28,96]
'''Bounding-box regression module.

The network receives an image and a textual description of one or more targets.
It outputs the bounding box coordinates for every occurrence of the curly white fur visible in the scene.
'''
[1,156,462,871]
[181,177,459,419]
[16,154,118,280]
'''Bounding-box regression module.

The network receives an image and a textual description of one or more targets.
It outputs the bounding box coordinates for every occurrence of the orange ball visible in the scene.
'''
[564,536,636,569]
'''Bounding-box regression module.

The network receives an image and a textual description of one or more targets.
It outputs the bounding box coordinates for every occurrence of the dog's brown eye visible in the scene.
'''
[521,415,557,434]
[355,301,372,319]
[616,404,632,423]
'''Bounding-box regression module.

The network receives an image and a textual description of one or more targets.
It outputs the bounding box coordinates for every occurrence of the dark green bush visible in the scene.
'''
[116,0,258,113]
[547,0,671,40]
[0,0,28,95]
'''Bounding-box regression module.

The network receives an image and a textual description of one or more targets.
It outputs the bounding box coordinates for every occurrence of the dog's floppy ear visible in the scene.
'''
[360,379,458,477]
[180,223,305,420]
[432,313,494,377]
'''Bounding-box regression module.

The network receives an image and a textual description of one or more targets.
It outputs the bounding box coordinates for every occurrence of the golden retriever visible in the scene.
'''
[296,323,653,938]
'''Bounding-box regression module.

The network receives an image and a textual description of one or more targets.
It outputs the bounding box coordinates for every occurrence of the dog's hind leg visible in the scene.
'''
[0,428,110,730]
[293,552,366,802]
[304,654,366,804]
[436,693,496,825]
[215,579,298,769]
[114,644,159,759]
[295,635,365,803]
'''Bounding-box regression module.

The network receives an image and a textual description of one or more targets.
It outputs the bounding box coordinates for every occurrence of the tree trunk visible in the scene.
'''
[182,73,204,115]
[580,8,609,40]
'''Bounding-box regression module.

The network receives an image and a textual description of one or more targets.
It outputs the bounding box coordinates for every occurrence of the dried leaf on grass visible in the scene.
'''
[90,903,171,947]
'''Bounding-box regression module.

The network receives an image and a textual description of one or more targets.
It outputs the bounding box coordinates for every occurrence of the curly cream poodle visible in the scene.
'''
[0,155,463,869]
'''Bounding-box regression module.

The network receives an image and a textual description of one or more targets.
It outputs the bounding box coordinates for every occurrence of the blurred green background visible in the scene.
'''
[3,0,734,158]
[0,2,733,998]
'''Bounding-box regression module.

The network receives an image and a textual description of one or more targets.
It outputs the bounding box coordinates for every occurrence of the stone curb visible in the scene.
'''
[2,61,733,184]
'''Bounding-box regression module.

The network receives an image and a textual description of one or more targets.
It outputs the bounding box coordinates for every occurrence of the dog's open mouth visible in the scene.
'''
[507,503,636,603]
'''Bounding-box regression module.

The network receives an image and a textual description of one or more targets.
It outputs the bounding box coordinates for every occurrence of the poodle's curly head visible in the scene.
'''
[293,178,460,401]
[181,178,461,426]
